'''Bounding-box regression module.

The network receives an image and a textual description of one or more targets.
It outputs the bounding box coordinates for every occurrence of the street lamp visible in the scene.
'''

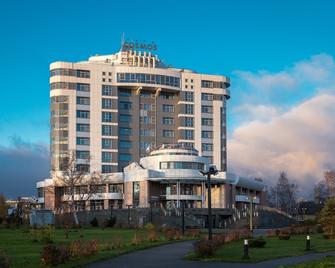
[200,165,219,240]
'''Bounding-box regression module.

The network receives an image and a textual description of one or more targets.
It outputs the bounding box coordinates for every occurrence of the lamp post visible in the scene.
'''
[126,204,132,226]
[200,165,219,240]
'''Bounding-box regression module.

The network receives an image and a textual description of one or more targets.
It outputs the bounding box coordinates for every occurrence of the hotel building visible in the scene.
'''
[37,43,266,212]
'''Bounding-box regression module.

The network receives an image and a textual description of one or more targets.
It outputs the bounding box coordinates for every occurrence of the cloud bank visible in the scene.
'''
[0,136,50,198]
[228,54,335,195]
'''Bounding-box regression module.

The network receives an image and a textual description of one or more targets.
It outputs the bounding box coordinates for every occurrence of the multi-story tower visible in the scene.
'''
[50,44,230,175]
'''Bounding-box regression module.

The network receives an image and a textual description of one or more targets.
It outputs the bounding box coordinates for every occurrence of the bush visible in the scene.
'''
[194,240,216,258]
[144,223,155,231]
[249,237,266,248]
[278,234,291,240]
[104,216,116,228]
[185,229,200,238]
[90,217,99,227]
[41,245,70,266]
[147,230,159,242]
[0,250,10,268]
[111,235,123,249]
[131,232,143,246]
[69,240,98,258]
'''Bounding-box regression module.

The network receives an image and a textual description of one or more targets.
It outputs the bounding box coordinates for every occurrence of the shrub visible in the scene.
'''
[193,234,226,258]
[41,245,70,266]
[147,230,159,242]
[104,216,116,228]
[69,240,98,258]
[278,234,291,240]
[90,217,99,227]
[144,223,155,231]
[111,235,123,249]
[185,229,200,238]
[0,250,10,268]
[131,232,143,246]
[249,237,266,248]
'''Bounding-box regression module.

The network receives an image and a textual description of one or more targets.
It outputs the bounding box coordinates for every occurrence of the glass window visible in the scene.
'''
[184,104,194,114]
[202,105,213,113]
[119,127,132,136]
[119,141,132,149]
[163,104,174,112]
[202,143,213,151]
[201,93,213,101]
[76,70,90,78]
[102,125,113,136]
[183,92,194,102]
[119,89,132,97]
[102,152,112,162]
[76,150,90,159]
[102,85,113,96]
[184,130,194,140]
[102,111,113,122]
[162,130,174,138]
[119,153,132,161]
[133,182,140,208]
[90,200,104,210]
[109,184,123,193]
[76,110,90,118]
[119,101,132,110]
[77,83,90,92]
[102,98,113,109]
[76,137,90,145]
[76,97,90,105]
[162,117,174,125]
[202,118,213,126]
[140,129,155,136]
[202,131,213,139]
[102,138,112,149]
[76,123,90,132]
[102,165,113,173]
[119,114,132,122]
[185,117,194,127]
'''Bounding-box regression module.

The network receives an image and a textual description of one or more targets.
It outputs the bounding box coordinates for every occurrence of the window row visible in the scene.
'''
[159,161,204,170]
[50,68,90,78]
[117,73,180,87]
[50,82,90,92]
[201,80,226,89]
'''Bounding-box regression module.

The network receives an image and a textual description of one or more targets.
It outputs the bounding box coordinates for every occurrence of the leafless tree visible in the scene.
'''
[51,151,105,225]
[268,171,298,214]
[325,171,335,198]
[314,180,329,205]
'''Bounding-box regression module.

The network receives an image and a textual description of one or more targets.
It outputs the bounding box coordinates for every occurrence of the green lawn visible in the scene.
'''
[285,256,335,268]
[187,234,335,263]
[0,227,185,268]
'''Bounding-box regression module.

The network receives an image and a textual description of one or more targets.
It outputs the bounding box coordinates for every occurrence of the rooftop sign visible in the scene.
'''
[122,41,157,51]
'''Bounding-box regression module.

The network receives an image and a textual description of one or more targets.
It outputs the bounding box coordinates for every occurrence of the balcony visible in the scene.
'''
[164,194,202,201]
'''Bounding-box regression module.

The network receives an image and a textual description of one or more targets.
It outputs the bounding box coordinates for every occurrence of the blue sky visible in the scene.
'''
[1,0,335,197]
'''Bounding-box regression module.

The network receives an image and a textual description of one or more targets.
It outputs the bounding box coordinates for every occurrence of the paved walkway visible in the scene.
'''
[85,241,335,268]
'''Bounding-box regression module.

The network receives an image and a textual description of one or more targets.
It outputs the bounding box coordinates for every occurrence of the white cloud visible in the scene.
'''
[234,70,297,91]
[233,104,280,123]
[228,94,335,195]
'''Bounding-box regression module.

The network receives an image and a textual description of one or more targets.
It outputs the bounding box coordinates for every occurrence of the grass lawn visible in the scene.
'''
[285,256,335,267]
[187,234,335,263]
[0,227,186,268]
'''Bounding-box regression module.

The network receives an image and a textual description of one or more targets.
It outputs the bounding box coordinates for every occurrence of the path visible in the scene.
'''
[85,241,335,268]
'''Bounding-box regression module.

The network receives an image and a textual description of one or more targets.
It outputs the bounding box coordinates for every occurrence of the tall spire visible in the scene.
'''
[120,32,125,51]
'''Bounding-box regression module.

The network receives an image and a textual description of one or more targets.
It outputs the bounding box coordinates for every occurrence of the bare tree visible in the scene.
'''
[268,171,298,214]
[51,151,105,225]
[325,171,335,198]
[0,194,7,223]
[314,180,329,205]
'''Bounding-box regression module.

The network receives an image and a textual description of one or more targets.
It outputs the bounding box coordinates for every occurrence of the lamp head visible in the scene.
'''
[208,165,219,175]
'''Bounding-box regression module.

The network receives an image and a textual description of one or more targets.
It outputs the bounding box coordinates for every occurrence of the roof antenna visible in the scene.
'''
[120,32,125,51]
